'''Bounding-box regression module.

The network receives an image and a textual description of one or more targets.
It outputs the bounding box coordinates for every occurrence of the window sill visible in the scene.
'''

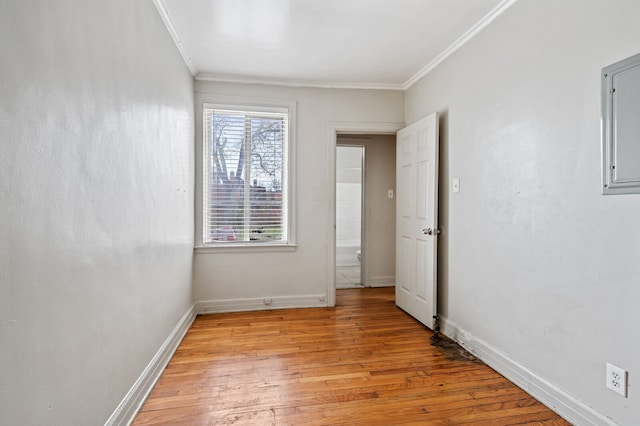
[194,243,298,254]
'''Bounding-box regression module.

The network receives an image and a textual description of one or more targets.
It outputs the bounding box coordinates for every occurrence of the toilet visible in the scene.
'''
[356,250,361,263]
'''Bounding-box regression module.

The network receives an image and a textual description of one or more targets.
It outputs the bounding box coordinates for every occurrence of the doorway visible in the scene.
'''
[334,134,397,292]
[326,122,403,307]
[335,145,365,289]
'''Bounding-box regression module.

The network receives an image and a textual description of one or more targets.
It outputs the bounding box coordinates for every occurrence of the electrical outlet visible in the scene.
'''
[606,362,627,397]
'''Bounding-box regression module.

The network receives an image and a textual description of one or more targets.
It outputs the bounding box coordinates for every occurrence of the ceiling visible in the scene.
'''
[154,0,516,90]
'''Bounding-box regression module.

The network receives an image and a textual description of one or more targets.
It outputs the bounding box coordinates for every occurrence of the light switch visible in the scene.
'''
[388,189,394,199]
[453,178,460,193]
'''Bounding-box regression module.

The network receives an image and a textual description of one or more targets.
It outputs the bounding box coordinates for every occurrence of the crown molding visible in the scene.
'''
[152,0,197,76]
[402,0,519,90]
[155,0,518,91]
[195,73,405,91]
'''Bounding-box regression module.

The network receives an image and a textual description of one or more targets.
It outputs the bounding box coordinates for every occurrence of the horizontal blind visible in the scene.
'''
[203,105,288,244]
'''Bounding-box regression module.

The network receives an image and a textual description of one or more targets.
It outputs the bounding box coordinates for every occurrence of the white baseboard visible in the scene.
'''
[106,294,327,424]
[105,304,197,426]
[440,317,618,426]
[366,276,395,287]
[196,294,328,314]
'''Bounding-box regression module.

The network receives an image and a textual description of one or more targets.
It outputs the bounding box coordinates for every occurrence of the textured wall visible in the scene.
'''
[405,1,640,424]
[0,1,194,423]
[193,82,403,302]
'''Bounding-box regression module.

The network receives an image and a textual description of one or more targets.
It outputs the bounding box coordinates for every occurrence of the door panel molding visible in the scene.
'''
[395,113,439,328]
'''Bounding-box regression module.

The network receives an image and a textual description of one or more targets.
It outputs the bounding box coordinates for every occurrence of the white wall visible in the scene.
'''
[362,135,396,287]
[193,81,403,305]
[405,1,640,424]
[336,145,363,247]
[0,1,194,424]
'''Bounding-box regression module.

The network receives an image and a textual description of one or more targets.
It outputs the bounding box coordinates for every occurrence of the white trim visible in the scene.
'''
[105,293,324,425]
[195,73,404,91]
[327,122,405,307]
[194,244,297,254]
[105,304,197,426]
[402,0,519,89]
[154,0,517,90]
[366,276,395,287]
[439,316,620,426]
[196,294,327,314]
[151,0,197,75]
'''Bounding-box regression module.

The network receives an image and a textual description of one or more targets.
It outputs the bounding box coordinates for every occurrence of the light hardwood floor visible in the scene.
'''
[133,287,571,425]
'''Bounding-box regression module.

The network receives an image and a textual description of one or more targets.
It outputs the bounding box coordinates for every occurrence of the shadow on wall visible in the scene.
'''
[436,109,449,318]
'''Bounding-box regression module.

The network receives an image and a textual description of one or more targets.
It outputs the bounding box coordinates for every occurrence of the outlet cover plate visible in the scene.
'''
[453,178,460,193]
[606,362,627,397]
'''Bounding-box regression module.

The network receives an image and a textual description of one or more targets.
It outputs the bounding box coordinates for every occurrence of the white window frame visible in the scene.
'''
[194,94,296,252]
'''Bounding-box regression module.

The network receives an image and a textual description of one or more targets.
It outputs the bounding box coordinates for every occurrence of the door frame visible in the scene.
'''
[326,121,404,307]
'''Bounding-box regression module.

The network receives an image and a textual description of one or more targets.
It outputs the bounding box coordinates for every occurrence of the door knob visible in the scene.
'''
[422,228,441,235]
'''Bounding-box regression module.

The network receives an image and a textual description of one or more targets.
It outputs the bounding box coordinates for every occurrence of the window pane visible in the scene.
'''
[209,112,245,241]
[204,107,288,245]
[249,116,284,242]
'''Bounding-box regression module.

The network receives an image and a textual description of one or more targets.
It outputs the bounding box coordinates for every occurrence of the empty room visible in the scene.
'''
[1,0,638,425]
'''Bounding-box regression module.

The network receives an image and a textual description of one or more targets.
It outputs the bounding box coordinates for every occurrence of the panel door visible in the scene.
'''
[395,112,439,328]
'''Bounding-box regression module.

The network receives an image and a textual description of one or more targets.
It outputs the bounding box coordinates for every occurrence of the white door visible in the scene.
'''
[395,112,439,329]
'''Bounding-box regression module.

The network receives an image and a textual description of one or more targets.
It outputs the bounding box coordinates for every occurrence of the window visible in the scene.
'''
[202,102,293,246]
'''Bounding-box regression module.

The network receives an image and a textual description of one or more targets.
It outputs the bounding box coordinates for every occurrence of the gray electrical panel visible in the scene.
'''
[602,53,640,194]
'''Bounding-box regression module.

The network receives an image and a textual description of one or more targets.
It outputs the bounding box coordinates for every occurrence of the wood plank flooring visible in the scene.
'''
[133,287,571,425]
